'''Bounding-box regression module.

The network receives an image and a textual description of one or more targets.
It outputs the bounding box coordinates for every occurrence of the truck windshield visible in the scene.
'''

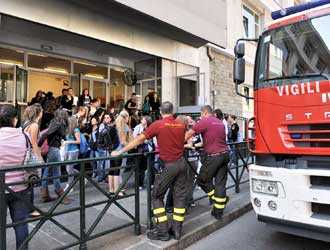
[256,14,330,88]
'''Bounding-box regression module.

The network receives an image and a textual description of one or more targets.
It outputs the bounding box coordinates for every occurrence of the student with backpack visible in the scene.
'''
[95,113,118,183]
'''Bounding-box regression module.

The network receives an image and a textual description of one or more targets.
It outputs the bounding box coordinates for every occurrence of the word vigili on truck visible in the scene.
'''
[233,0,330,242]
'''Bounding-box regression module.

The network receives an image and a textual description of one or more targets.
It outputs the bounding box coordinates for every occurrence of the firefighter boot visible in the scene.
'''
[40,187,56,203]
[147,222,170,241]
[211,196,229,220]
[171,221,183,240]
[171,207,185,240]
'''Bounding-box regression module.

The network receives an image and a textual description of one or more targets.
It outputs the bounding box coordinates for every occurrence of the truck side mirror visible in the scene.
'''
[234,58,245,84]
[234,42,245,58]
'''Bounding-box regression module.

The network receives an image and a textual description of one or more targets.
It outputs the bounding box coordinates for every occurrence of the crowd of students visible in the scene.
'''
[0,88,241,249]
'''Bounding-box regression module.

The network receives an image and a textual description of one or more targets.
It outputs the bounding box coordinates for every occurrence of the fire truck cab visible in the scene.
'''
[234,0,330,242]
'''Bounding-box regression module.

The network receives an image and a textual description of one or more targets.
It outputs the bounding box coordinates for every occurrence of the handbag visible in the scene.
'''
[23,133,42,187]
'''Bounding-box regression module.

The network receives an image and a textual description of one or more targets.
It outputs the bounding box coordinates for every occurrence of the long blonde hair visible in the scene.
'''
[115,110,129,144]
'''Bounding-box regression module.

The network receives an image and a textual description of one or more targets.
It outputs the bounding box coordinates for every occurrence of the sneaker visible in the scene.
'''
[190,202,196,207]
[64,184,73,194]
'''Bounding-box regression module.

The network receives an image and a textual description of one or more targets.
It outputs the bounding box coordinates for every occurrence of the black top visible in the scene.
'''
[230,123,239,142]
[78,95,92,107]
[38,120,67,148]
[124,99,137,115]
[60,95,73,110]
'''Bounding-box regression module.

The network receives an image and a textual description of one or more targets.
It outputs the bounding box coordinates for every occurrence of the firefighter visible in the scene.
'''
[186,105,229,219]
[111,101,187,241]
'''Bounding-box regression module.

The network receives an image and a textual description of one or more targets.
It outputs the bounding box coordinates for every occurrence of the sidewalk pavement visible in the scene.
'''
[6,172,251,250]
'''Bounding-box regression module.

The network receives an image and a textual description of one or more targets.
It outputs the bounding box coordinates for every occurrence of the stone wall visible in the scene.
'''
[210,49,243,117]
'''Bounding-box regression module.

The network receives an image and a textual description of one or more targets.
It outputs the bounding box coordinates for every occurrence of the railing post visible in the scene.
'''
[235,144,240,193]
[146,153,152,230]
[79,163,87,250]
[134,156,141,235]
[0,172,7,250]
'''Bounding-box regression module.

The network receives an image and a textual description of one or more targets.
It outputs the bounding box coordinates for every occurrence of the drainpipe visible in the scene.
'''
[206,46,215,61]
[207,46,216,109]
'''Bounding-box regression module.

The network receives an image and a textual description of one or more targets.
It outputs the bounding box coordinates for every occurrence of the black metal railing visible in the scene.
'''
[0,154,142,250]
[0,141,253,249]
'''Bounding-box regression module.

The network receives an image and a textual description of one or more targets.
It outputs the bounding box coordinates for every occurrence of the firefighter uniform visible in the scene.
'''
[193,115,229,219]
[143,115,187,240]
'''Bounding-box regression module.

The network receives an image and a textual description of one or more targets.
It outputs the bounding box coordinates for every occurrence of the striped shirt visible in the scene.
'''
[0,127,27,192]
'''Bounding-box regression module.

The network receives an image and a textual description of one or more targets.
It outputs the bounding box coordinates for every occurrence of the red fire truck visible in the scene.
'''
[234,1,330,242]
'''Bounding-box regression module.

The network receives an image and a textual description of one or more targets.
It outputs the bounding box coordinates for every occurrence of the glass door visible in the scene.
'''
[80,75,108,107]
[0,64,15,104]
[15,66,28,104]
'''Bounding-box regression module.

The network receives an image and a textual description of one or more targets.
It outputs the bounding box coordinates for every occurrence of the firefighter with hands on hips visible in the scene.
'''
[186,105,229,219]
[111,101,188,241]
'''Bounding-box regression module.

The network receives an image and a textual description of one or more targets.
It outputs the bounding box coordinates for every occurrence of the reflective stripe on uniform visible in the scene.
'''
[173,215,184,222]
[214,203,225,209]
[174,208,186,214]
[156,215,168,223]
[207,189,215,196]
[153,207,166,215]
[213,196,226,203]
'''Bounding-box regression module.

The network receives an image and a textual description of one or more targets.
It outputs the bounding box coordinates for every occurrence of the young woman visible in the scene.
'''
[111,110,130,196]
[0,104,30,250]
[63,117,81,191]
[94,113,115,182]
[38,109,71,204]
[89,116,99,177]
[22,104,44,217]
[78,88,92,107]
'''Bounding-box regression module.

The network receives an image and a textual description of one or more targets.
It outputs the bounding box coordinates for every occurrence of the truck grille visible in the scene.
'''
[310,176,330,187]
[286,124,330,148]
[312,203,330,217]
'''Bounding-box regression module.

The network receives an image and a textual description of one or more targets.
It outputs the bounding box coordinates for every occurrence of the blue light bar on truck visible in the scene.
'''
[271,0,330,20]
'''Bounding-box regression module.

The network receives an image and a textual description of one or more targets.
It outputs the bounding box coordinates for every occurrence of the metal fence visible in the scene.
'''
[0,142,253,250]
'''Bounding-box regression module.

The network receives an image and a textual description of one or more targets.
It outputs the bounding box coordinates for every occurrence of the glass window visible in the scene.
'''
[16,68,28,103]
[142,80,156,100]
[179,78,197,106]
[256,14,330,88]
[0,64,15,103]
[93,81,106,107]
[135,58,155,80]
[0,47,24,67]
[110,69,125,111]
[28,54,71,74]
[156,79,162,101]
[74,62,108,79]
[243,5,260,39]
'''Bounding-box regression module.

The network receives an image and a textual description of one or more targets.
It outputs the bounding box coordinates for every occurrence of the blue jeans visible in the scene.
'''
[5,189,30,250]
[90,150,97,177]
[95,149,109,181]
[42,147,62,191]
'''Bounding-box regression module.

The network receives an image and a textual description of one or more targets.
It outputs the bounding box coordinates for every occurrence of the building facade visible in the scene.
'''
[0,0,227,114]
[208,0,307,119]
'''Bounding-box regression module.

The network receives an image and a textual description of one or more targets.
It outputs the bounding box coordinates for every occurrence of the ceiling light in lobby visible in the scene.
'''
[44,67,68,74]
[0,60,23,67]
[85,73,105,79]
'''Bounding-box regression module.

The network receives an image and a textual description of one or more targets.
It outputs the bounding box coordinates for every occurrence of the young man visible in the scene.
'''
[124,93,138,116]
[186,105,229,219]
[112,101,187,241]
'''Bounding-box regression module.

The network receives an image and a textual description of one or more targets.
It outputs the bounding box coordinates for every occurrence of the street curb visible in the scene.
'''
[164,202,253,250]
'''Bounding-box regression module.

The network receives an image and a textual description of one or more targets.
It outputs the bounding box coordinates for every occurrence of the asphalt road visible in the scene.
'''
[186,211,330,250]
